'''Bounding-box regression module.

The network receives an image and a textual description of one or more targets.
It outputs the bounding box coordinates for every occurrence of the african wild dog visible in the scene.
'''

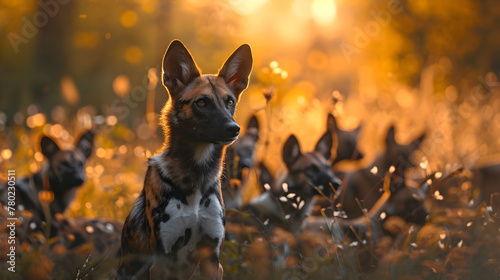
[221,115,259,210]
[304,166,431,242]
[327,113,364,166]
[247,132,341,232]
[301,168,431,273]
[473,163,500,211]
[55,216,123,253]
[336,125,425,218]
[232,115,259,181]
[0,131,127,259]
[314,113,364,211]
[0,131,94,227]
[117,40,253,279]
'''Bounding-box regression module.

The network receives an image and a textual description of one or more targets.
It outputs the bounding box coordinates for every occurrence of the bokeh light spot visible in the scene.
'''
[60,76,80,106]
[50,124,63,138]
[120,11,138,28]
[125,46,143,64]
[96,147,106,158]
[34,152,44,162]
[1,149,12,160]
[112,74,131,96]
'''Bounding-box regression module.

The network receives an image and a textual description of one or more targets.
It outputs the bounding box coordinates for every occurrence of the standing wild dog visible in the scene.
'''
[117,40,252,280]
[336,125,425,218]
[0,131,94,226]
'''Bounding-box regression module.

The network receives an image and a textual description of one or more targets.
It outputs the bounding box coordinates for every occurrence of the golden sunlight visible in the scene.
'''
[311,0,337,25]
[1,1,499,278]
[229,0,269,15]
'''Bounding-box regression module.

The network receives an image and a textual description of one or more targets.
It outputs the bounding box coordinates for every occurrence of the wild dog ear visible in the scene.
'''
[162,40,201,97]
[247,115,259,131]
[218,44,253,98]
[257,162,274,192]
[353,123,362,135]
[40,136,61,160]
[327,113,337,132]
[246,115,259,138]
[76,130,94,159]
[385,125,396,148]
[410,133,425,151]
[283,135,302,170]
[315,131,333,160]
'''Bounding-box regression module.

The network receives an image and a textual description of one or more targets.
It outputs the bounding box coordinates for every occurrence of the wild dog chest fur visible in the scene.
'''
[156,174,225,260]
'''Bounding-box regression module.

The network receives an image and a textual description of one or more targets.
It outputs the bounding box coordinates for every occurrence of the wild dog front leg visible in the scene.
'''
[217,263,223,280]
[197,234,223,280]
[198,251,222,280]
[149,222,199,279]
[198,188,225,279]
[149,255,199,280]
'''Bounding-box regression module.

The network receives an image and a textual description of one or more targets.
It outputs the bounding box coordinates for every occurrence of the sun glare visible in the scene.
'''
[311,0,336,25]
[229,0,269,15]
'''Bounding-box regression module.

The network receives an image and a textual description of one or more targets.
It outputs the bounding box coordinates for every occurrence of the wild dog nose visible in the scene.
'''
[75,176,84,186]
[225,123,240,138]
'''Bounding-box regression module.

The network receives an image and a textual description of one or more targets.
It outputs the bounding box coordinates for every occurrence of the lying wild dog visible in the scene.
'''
[425,168,471,208]
[336,125,425,219]
[0,131,94,227]
[117,40,252,280]
[0,131,123,259]
[472,163,500,211]
[303,166,431,243]
[54,216,123,254]
[230,115,260,181]
[434,162,500,211]
[228,132,340,271]
[302,180,428,273]
[224,132,341,272]
[221,115,259,210]
[246,132,342,232]
[314,113,365,212]
[327,113,364,166]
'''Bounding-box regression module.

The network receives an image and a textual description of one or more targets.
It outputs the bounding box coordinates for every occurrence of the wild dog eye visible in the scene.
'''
[227,99,234,107]
[196,99,206,107]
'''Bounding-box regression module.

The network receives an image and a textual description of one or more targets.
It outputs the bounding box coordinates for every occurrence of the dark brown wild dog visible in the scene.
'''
[222,115,260,210]
[117,40,252,280]
[303,166,431,242]
[0,131,94,228]
[336,125,425,219]
[327,113,364,166]
[473,163,500,211]
[247,132,342,232]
